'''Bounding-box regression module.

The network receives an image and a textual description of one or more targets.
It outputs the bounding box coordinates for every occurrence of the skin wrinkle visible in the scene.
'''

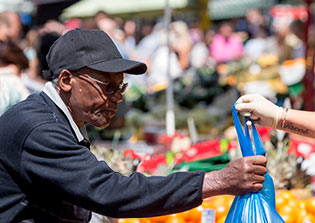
[201,156,267,197]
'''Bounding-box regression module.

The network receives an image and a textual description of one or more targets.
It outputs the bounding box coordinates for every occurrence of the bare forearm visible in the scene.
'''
[277,109,315,138]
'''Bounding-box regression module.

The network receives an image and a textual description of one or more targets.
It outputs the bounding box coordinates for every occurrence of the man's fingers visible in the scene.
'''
[253,166,267,176]
[253,175,265,183]
[251,183,263,193]
[249,155,267,166]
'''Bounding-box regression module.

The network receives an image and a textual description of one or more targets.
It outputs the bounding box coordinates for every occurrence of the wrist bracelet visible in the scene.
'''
[281,108,289,130]
[273,107,283,129]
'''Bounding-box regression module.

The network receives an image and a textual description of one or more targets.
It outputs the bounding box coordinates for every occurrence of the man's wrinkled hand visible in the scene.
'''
[202,155,267,198]
[220,156,267,195]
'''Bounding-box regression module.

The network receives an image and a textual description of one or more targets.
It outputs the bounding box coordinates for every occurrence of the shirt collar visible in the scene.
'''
[43,81,87,142]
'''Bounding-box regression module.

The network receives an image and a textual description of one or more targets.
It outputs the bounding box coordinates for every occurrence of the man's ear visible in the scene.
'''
[58,69,74,92]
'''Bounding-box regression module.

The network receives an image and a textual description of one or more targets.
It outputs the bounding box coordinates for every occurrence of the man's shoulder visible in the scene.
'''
[0,92,68,130]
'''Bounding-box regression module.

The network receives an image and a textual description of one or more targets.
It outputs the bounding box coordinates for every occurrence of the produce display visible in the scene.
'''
[118,192,315,223]
[91,127,315,223]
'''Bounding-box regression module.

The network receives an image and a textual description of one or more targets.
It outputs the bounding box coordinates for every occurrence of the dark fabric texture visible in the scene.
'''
[0,92,204,222]
[44,29,147,80]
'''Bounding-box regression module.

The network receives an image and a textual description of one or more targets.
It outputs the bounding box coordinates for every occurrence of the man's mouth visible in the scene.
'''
[103,110,116,117]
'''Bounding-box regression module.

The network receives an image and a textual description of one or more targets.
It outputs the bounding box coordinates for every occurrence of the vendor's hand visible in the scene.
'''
[202,155,267,198]
[235,94,281,128]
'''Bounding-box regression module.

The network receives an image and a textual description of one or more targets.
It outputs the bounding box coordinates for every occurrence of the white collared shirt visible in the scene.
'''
[43,82,88,142]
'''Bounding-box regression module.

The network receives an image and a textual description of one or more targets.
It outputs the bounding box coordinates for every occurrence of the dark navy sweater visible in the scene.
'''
[0,92,204,222]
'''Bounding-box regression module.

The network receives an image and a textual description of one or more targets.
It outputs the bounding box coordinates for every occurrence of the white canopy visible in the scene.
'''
[0,0,34,13]
[60,0,190,20]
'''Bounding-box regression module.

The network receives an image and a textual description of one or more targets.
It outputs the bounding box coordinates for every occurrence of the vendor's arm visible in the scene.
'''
[276,109,315,138]
[236,94,315,138]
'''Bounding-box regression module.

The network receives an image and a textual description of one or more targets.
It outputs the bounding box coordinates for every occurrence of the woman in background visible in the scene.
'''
[0,40,29,114]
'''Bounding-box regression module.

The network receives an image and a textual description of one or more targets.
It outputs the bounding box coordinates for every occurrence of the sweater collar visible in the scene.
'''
[43,82,88,142]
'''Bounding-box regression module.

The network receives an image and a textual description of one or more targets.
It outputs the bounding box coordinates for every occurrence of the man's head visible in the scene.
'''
[45,29,147,128]
[56,67,125,128]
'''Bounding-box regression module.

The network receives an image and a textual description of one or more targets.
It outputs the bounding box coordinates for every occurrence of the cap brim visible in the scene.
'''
[87,58,147,75]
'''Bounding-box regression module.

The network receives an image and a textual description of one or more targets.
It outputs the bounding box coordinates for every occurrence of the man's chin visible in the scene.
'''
[96,122,110,129]
[89,116,111,129]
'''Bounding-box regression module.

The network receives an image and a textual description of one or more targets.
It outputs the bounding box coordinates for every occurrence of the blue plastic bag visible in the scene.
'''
[225,104,285,223]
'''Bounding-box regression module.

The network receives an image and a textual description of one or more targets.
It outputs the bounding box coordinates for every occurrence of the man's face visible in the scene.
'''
[68,67,125,128]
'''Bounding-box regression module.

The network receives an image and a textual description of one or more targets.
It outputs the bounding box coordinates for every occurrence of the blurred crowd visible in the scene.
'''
[0,8,308,114]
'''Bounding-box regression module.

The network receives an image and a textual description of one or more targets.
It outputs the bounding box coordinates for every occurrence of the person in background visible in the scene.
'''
[2,11,22,43]
[123,20,137,50]
[235,94,315,138]
[144,23,183,88]
[21,29,40,92]
[22,32,60,93]
[170,20,193,70]
[189,29,214,70]
[0,29,267,222]
[39,19,67,36]
[0,40,29,114]
[244,27,268,60]
[93,10,110,27]
[287,19,306,59]
[210,22,243,63]
[0,13,10,41]
[270,17,305,62]
[235,8,268,40]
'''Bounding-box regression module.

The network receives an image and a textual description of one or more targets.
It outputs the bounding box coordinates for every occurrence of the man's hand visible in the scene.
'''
[202,156,267,198]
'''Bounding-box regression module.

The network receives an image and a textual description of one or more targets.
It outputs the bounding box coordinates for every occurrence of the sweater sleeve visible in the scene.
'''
[21,122,204,218]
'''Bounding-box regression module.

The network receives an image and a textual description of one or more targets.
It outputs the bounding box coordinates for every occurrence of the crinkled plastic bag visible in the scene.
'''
[225,104,284,223]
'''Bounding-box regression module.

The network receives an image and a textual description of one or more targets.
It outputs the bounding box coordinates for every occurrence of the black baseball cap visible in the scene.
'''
[43,29,147,80]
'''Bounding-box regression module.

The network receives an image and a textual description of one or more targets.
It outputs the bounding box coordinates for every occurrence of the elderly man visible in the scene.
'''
[0,29,267,223]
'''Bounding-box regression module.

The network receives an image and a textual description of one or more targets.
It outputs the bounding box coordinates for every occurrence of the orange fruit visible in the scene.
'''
[298,201,307,210]
[165,214,185,223]
[298,208,308,220]
[186,206,202,222]
[118,219,140,223]
[280,213,296,223]
[139,218,152,223]
[214,204,229,220]
[217,216,226,223]
[306,197,315,215]
[278,204,299,223]
[276,195,287,211]
[177,210,190,221]
[149,215,168,223]
[206,195,233,221]
[298,213,315,223]
[201,200,212,209]
[280,190,296,201]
